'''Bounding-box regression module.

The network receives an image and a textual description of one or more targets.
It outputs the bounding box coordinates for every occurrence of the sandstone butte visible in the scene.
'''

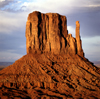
[0,11,100,99]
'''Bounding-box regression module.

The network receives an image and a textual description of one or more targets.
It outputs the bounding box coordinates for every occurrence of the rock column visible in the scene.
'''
[75,21,84,57]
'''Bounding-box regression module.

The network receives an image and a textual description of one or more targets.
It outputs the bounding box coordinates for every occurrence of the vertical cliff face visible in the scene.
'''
[26,11,84,57]
[26,11,68,54]
[66,34,77,54]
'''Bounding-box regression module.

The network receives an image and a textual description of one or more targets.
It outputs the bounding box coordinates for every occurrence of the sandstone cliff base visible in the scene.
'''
[0,11,100,99]
[0,53,100,99]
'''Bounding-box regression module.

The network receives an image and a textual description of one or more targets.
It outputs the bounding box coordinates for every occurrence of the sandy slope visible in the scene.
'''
[0,53,100,98]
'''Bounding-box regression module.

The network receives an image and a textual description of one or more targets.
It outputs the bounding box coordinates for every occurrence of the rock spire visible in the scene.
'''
[75,21,84,57]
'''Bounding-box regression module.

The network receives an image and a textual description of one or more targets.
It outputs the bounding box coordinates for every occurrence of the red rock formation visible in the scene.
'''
[0,11,100,99]
[26,11,84,58]
[66,33,77,54]
[26,11,67,54]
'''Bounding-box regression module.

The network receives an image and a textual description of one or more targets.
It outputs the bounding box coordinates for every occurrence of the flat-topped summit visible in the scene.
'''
[26,11,84,57]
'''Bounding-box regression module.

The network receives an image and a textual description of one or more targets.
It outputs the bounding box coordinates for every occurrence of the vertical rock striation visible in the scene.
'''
[26,11,68,54]
[66,33,77,54]
[75,21,84,57]
[26,11,84,57]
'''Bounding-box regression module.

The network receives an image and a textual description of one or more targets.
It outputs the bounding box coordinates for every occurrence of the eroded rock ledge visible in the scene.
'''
[26,11,84,57]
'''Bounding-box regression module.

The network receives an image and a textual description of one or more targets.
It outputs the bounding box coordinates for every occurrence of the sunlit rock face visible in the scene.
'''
[75,21,84,57]
[26,11,67,54]
[26,11,84,57]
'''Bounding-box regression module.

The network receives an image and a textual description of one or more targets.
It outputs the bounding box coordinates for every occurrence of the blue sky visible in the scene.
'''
[0,0,100,63]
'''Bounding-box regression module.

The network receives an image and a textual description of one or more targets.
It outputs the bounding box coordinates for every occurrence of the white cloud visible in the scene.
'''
[85,5,100,7]
[1,0,100,14]
[67,26,75,37]
[0,0,5,2]
[18,0,100,14]
[0,11,28,34]
[0,0,14,8]
[17,1,21,3]
[20,0,77,14]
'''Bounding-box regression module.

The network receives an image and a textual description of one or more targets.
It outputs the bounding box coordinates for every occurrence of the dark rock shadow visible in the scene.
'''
[0,86,31,99]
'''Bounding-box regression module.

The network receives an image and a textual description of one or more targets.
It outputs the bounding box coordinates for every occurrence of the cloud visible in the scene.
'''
[17,1,21,3]
[17,0,100,14]
[67,26,75,37]
[0,0,5,2]
[1,0,100,14]
[0,11,28,34]
[86,5,100,7]
[0,0,15,8]
[0,11,27,62]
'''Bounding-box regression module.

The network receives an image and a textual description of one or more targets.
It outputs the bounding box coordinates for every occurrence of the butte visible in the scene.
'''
[0,11,100,99]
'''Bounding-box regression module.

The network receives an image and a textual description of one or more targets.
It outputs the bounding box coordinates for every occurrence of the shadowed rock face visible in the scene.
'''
[0,11,100,99]
[26,11,84,57]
